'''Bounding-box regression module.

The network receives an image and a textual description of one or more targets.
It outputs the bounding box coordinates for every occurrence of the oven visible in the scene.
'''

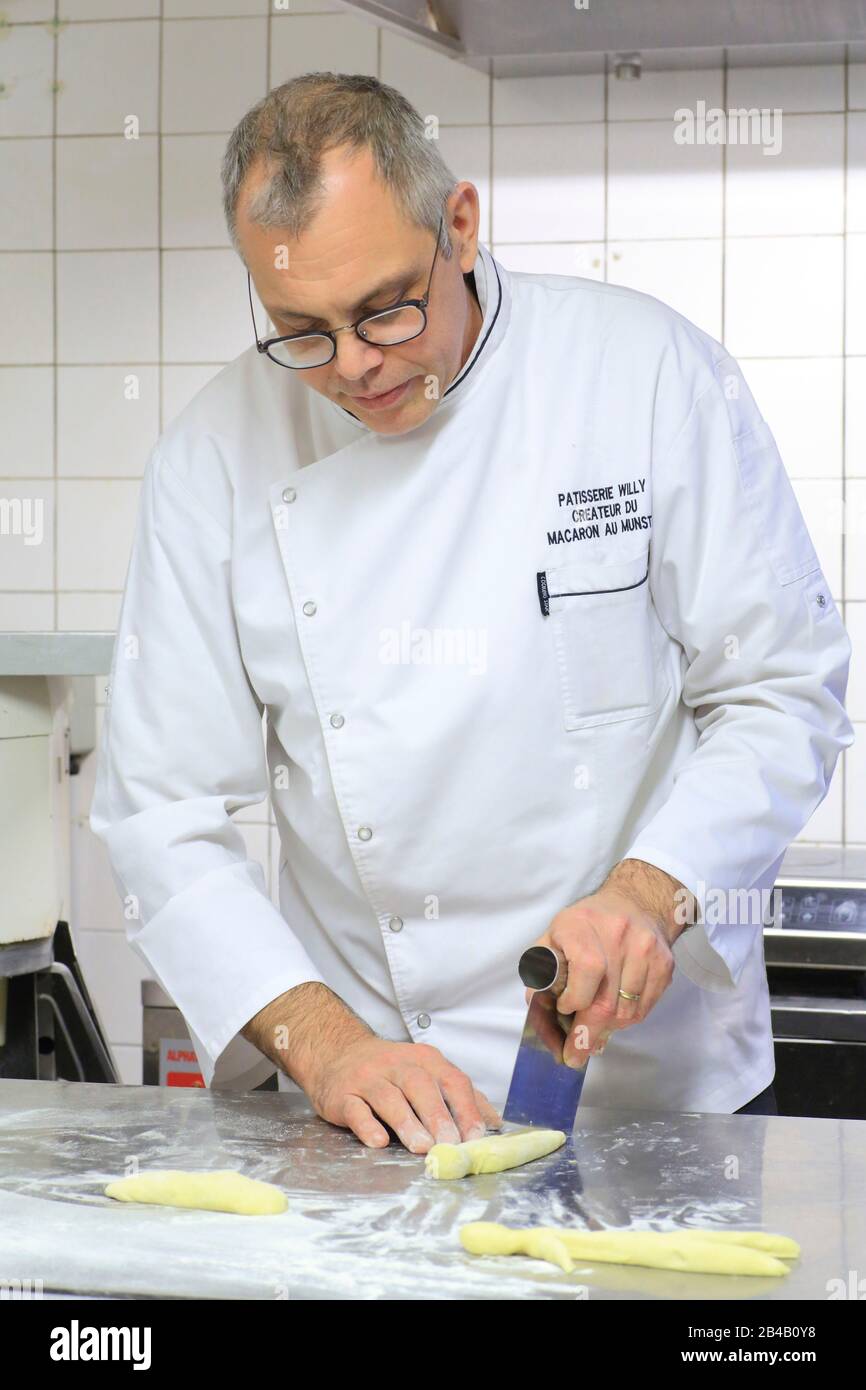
[765,847,866,1120]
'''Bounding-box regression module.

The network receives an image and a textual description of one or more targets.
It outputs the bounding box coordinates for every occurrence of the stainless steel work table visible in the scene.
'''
[0,1078,863,1300]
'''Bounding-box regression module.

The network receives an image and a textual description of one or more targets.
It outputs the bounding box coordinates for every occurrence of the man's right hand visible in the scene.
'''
[241,982,502,1153]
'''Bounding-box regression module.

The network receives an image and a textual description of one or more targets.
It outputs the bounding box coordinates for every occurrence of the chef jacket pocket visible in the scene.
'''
[538,552,661,730]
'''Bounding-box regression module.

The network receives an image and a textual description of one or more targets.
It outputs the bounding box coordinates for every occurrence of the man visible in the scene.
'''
[90,72,853,1153]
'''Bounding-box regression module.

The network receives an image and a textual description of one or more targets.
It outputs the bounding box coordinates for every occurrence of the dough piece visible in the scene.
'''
[104,1169,287,1215]
[425,1128,565,1179]
[459,1223,799,1277]
[673,1229,801,1259]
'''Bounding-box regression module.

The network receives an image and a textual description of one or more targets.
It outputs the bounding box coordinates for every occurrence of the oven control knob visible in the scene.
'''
[832,899,859,926]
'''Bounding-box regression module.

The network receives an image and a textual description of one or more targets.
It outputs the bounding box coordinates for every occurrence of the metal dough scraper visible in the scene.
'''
[502,945,589,1132]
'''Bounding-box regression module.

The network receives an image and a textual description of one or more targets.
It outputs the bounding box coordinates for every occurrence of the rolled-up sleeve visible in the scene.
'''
[89,445,325,1087]
[623,351,854,992]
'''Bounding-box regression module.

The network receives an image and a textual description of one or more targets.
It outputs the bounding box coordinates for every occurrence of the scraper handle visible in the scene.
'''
[518,945,568,998]
[518,945,573,1039]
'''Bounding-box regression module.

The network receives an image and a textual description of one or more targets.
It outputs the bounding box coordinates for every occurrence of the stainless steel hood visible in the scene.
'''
[337,0,866,76]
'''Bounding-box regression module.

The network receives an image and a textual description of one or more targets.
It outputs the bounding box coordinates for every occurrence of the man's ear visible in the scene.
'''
[447,181,481,272]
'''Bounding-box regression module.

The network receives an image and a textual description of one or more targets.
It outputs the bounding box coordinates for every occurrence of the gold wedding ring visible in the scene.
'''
[618,988,641,1001]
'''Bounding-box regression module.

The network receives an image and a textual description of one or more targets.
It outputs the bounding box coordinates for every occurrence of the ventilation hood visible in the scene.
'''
[338,0,866,76]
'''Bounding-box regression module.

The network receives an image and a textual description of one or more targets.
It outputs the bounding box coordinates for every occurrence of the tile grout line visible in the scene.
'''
[602,52,609,280]
[841,43,850,844]
[51,0,59,633]
[721,49,728,348]
[157,0,164,436]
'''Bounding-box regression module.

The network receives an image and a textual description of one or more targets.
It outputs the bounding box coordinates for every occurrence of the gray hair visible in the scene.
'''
[221,72,457,262]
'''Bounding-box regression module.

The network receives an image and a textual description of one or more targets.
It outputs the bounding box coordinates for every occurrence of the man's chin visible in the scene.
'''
[341,378,436,435]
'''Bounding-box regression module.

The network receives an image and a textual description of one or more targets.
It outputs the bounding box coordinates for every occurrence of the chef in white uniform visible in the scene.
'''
[90,73,853,1152]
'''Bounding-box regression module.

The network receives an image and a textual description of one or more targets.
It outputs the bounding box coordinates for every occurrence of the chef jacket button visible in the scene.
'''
[282,486,297,503]
[302,600,317,616]
[388,915,403,932]
[357,825,373,841]
[816,593,827,608]
[417,1013,431,1029]
[329,713,345,728]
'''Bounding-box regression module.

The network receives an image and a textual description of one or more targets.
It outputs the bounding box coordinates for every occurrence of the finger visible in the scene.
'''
[437,1067,491,1141]
[396,1067,463,1145]
[362,1078,435,1153]
[553,932,607,1015]
[587,964,626,1028]
[341,1094,391,1148]
[564,1019,602,1065]
[565,996,619,1061]
[473,1089,503,1130]
[614,965,649,1023]
[532,991,569,1061]
[629,950,673,1020]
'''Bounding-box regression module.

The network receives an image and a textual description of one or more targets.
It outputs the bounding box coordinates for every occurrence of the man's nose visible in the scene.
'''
[332,331,385,382]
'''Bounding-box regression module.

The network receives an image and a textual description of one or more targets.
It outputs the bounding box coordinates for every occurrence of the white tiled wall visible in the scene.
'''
[2,4,864,1077]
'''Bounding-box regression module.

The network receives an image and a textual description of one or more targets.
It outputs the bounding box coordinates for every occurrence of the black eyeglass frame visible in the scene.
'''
[248,216,446,370]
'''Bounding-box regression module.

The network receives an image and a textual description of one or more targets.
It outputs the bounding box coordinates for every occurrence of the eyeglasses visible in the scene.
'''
[248,216,445,370]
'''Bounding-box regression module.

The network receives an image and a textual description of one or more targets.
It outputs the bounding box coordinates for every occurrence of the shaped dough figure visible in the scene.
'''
[425,1128,566,1179]
[460,1223,800,1276]
[104,1169,288,1215]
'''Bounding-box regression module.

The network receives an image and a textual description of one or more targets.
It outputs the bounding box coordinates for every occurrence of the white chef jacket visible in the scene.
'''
[89,241,853,1114]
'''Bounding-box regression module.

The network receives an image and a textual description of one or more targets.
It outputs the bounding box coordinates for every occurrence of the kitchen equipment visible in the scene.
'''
[0,634,118,1083]
[337,0,866,78]
[0,923,117,1083]
[141,980,276,1090]
[142,980,204,1088]
[765,846,866,1120]
[503,944,589,1130]
[0,633,113,948]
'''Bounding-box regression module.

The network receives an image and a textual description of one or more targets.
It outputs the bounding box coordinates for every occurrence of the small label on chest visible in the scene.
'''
[547,476,651,547]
